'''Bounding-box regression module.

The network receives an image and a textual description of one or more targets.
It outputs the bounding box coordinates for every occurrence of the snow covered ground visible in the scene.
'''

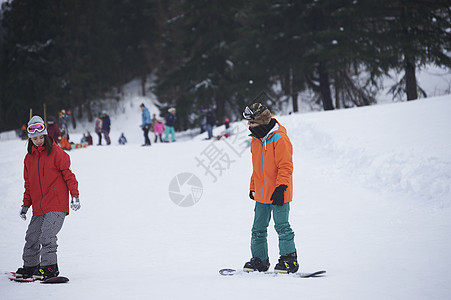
[1,94,450,299]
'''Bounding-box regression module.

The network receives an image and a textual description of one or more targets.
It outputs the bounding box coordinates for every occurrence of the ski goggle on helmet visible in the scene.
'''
[27,123,46,134]
[242,103,268,120]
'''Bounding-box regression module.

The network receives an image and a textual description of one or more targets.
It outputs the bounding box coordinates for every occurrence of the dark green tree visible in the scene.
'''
[232,0,378,112]
[232,0,310,113]
[386,0,451,100]
[340,0,451,101]
[155,0,245,129]
[1,0,66,126]
[1,0,450,131]
[0,0,164,129]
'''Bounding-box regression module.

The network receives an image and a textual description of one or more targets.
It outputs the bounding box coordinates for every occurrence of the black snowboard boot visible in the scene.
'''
[15,265,38,278]
[33,264,59,280]
[243,257,270,272]
[274,252,299,274]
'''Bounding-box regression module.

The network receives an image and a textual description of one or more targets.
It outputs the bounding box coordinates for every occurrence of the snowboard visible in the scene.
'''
[8,272,69,284]
[219,268,326,278]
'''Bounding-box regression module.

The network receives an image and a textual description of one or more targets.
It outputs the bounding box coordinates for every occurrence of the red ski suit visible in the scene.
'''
[23,140,79,216]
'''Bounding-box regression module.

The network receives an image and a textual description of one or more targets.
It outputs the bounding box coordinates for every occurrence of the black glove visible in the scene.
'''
[271,185,287,206]
[249,190,255,200]
[19,205,29,221]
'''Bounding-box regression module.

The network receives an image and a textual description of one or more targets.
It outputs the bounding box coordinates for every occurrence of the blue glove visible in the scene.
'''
[71,197,81,211]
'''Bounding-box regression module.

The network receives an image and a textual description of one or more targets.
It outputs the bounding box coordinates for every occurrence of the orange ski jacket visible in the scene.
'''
[249,119,293,204]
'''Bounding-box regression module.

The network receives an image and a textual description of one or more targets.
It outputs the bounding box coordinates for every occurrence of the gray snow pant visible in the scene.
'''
[22,211,66,267]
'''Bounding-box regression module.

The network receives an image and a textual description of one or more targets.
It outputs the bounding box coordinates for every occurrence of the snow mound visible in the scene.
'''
[283,95,451,207]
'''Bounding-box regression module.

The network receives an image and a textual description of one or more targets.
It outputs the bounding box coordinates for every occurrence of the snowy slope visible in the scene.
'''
[1,95,450,300]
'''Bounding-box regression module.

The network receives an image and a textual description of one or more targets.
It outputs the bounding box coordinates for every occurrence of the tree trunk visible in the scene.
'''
[86,101,93,122]
[318,63,334,110]
[334,75,340,109]
[290,69,299,113]
[292,92,299,113]
[283,69,299,113]
[141,76,146,96]
[216,95,225,126]
[0,100,5,130]
[72,108,77,129]
[405,55,418,101]
[70,99,77,129]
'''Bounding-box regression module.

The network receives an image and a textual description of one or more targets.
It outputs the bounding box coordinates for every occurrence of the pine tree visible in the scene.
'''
[1,0,66,125]
[342,0,451,101]
[156,0,245,129]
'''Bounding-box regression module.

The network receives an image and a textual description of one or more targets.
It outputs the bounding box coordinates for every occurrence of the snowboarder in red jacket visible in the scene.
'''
[15,115,81,280]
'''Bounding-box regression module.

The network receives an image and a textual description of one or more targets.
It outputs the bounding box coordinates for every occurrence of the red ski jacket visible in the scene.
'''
[23,140,79,215]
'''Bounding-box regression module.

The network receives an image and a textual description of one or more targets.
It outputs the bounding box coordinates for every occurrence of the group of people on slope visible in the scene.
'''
[92,104,228,147]
[201,108,232,140]
[94,111,130,146]
[90,105,173,147]
[94,111,111,146]
[140,104,176,146]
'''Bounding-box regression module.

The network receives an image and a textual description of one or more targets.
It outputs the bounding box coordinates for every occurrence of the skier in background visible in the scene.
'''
[101,111,111,145]
[224,118,231,137]
[215,117,231,140]
[140,103,152,146]
[95,113,103,145]
[15,115,80,280]
[154,120,165,143]
[164,107,176,142]
[86,131,93,146]
[118,133,127,145]
[242,102,299,274]
[80,134,88,144]
[58,110,70,140]
[46,116,61,144]
[19,124,27,139]
[204,107,216,140]
[151,113,158,134]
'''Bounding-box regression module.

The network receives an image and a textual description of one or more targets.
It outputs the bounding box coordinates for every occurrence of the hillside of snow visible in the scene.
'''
[1,94,450,299]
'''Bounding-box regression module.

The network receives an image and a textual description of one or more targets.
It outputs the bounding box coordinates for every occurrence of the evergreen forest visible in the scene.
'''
[0,0,450,130]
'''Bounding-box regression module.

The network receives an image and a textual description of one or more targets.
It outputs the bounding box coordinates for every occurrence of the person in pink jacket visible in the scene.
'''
[154,120,165,143]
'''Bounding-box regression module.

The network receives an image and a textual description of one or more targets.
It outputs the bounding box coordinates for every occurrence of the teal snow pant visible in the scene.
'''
[22,211,66,267]
[164,126,175,142]
[251,202,296,261]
